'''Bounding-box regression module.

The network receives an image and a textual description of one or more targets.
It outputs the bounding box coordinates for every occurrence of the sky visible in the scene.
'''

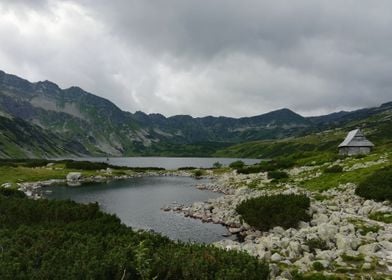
[0,0,391,118]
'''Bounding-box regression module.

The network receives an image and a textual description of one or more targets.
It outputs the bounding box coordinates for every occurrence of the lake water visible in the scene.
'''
[62,156,260,169]
[44,176,231,243]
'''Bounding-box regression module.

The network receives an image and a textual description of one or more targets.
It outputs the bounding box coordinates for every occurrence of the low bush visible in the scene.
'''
[213,161,222,168]
[324,165,343,173]
[236,194,310,231]
[312,261,324,271]
[236,165,263,174]
[64,160,112,170]
[193,169,204,178]
[267,170,289,180]
[305,238,328,253]
[0,188,26,198]
[355,167,392,201]
[229,160,245,169]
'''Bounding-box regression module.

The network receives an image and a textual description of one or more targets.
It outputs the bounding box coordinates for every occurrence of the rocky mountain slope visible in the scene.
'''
[0,69,391,158]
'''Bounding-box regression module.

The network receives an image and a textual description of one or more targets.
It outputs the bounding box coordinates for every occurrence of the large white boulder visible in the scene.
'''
[66,172,82,181]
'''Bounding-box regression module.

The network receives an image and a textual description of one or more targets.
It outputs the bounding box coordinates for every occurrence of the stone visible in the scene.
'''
[358,206,373,216]
[358,243,380,256]
[66,172,82,181]
[1,182,12,188]
[317,223,338,241]
[362,263,372,270]
[379,240,392,251]
[280,271,292,280]
[313,213,329,225]
[269,264,280,278]
[271,253,283,262]
[228,227,241,234]
[335,233,359,251]
[315,250,337,261]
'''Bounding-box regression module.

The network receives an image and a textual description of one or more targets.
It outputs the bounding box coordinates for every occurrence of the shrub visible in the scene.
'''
[193,169,203,178]
[267,170,289,180]
[324,165,343,173]
[236,165,263,174]
[312,261,324,271]
[305,238,328,254]
[229,160,245,169]
[0,188,26,198]
[236,194,311,231]
[355,167,392,201]
[213,161,222,168]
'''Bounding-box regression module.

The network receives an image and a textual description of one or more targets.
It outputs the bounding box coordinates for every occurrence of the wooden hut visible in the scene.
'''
[338,128,374,155]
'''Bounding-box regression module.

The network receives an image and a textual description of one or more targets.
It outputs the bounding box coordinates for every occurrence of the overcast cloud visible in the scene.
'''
[0,0,391,117]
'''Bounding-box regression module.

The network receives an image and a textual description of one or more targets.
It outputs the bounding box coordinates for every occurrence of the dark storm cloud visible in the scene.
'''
[1,0,392,117]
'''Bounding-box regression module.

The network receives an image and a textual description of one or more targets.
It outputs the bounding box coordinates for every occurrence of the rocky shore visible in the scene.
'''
[14,167,194,199]
[164,168,392,278]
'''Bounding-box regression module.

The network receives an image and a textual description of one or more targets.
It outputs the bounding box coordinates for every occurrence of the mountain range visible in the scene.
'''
[0,69,391,158]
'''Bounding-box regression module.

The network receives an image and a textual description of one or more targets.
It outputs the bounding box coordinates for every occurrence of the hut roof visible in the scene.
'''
[338,129,374,148]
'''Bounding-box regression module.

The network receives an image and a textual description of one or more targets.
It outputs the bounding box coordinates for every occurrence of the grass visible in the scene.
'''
[369,212,392,224]
[301,161,391,191]
[0,161,136,186]
[348,218,382,236]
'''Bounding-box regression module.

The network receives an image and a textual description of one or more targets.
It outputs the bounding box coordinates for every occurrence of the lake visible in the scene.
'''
[44,176,231,243]
[61,156,260,169]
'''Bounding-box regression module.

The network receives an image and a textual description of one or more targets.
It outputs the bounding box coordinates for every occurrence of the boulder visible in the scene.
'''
[1,182,12,188]
[271,253,283,262]
[317,223,338,241]
[358,243,381,256]
[66,172,82,181]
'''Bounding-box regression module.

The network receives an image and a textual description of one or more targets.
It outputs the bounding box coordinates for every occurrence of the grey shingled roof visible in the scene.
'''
[338,128,374,148]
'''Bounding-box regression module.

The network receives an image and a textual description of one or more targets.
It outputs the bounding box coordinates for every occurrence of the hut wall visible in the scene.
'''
[339,146,371,155]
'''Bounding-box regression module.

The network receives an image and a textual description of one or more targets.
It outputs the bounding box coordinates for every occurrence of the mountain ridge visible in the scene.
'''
[0,69,390,158]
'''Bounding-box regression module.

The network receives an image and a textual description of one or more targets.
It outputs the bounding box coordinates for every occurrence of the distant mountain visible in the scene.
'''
[308,102,392,127]
[0,69,390,158]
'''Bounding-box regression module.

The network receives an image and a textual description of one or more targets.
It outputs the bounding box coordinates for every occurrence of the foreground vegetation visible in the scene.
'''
[355,167,392,201]
[236,194,311,231]
[0,190,269,279]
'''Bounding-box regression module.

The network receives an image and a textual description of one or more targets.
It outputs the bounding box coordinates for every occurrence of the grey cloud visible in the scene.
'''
[0,0,392,117]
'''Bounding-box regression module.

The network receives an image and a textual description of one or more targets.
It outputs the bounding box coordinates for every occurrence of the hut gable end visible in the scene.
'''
[338,128,374,155]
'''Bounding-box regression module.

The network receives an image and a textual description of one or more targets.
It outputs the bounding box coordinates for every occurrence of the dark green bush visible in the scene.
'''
[213,161,222,168]
[0,188,26,198]
[324,165,343,173]
[193,169,203,178]
[305,238,328,254]
[267,170,289,180]
[229,160,245,169]
[355,167,392,201]
[312,261,324,271]
[64,160,112,170]
[0,195,269,279]
[236,194,310,231]
[236,165,263,174]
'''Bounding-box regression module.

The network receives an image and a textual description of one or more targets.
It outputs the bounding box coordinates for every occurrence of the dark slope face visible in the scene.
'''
[0,115,87,158]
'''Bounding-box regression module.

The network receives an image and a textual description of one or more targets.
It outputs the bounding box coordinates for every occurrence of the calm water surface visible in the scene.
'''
[44,176,230,243]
